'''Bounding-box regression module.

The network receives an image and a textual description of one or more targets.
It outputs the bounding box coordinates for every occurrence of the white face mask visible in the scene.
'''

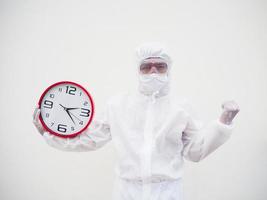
[138,73,169,95]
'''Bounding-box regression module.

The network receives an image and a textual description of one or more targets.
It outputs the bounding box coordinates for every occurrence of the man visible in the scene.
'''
[33,43,240,200]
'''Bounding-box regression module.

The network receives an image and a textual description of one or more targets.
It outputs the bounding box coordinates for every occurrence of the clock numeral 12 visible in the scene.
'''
[66,86,76,95]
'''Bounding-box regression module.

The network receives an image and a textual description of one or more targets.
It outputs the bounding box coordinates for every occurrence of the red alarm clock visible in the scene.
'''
[38,81,94,138]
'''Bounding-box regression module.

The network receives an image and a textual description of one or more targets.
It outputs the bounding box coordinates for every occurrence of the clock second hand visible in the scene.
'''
[59,104,76,125]
[66,110,76,125]
[68,111,83,122]
[65,107,83,123]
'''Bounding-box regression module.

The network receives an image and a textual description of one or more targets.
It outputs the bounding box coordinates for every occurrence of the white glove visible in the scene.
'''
[32,106,45,135]
[219,100,240,125]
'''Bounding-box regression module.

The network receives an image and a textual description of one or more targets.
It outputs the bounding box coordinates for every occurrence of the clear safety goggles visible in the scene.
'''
[139,58,168,74]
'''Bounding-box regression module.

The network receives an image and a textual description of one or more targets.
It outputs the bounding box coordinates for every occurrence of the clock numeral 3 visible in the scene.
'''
[44,100,53,109]
[80,108,90,117]
[57,124,67,133]
[66,86,76,95]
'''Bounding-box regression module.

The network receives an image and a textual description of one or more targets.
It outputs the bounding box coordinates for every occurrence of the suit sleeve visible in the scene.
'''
[181,102,234,162]
[42,103,112,152]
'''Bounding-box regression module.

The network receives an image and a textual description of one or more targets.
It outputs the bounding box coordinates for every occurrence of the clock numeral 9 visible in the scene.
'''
[80,108,90,117]
[66,86,76,95]
[44,100,53,109]
[57,124,67,133]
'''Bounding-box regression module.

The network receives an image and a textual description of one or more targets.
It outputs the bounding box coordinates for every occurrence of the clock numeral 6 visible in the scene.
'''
[80,108,90,117]
[66,86,76,95]
[57,124,67,133]
[44,100,53,109]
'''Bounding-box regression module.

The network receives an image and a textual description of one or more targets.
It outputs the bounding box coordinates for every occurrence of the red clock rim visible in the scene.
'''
[38,81,95,138]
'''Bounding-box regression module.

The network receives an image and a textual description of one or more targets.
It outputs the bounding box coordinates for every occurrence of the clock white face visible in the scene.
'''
[39,82,94,138]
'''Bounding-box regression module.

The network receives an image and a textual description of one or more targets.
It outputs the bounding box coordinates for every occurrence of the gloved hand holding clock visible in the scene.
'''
[33,81,94,138]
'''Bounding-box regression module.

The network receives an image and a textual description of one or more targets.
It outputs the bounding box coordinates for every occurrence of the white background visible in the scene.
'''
[0,0,266,199]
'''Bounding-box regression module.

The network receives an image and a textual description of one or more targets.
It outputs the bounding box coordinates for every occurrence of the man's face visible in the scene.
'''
[139,57,168,74]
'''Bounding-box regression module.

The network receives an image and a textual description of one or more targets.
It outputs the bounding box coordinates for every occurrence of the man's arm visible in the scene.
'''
[181,100,239,162]
[32,106,112,152]
[182,117,234,162]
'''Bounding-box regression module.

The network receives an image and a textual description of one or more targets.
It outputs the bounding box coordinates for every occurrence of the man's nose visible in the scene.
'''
[149,66,158,73]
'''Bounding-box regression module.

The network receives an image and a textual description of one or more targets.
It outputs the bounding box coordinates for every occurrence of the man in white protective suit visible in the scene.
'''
[33,43,240,200]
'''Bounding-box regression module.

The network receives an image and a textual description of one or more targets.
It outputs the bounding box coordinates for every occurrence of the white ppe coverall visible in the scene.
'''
[40,43,234,200]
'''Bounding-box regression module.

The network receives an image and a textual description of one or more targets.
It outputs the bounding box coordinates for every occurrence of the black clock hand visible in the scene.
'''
[60,104,80,111]
[66,107,80,111]
[59,104,67,110]
[65,107,81,124]
[66,110,76,125]
[59,104,76,125]
[69,111,83,122]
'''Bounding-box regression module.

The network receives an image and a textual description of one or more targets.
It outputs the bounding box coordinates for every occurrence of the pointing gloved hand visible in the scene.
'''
[219,100,240,125]
[33,106,45,135]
